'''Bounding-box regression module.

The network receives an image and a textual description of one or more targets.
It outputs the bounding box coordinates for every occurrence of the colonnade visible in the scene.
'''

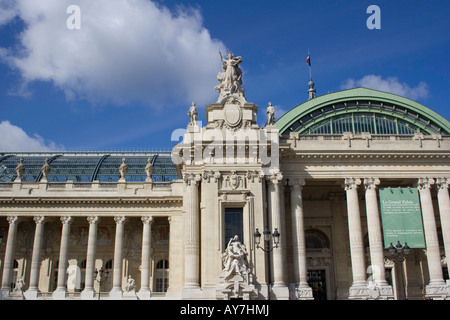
[344,177,449,298]
[181,174,449,299]
[0,215,160,300]
[1,176,449,300]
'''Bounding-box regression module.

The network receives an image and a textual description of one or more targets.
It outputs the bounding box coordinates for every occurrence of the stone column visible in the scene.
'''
[81,216,99,299]
[1,216,19,298]
[289,178,313,299]
[436,178,450,262]
[364,178,393,298]
[110,216,126,298]
[138,216,153,300]
[344,178,368,297]
[417,178,447,298]
[183,174,201,289]
[24,216,46,300]
[269,172,285,288]
[53,216,73,299]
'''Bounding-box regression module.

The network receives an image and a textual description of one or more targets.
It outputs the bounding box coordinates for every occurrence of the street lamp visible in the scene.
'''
[388,241,410,262]
[94,267,109,300]
[254,227,281,299]
[254,227,280,251]
[388,241,410,300]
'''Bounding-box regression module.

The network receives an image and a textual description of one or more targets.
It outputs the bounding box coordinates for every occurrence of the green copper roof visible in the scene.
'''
[275,88,450,135]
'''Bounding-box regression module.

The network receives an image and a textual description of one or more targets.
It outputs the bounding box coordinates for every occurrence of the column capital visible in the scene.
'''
[289,177,305,191]
[417,178,435,190]
[343,178,361,191]
[436,178,449,190]
[363,177,380,190]
[114,216,126,224]
[141,216,154,224]
[87,215,99,224]
[267,172,283,185]
[7,215,19,225]
[183,173,201,186]
[60,216,73,225]
[33,216,46,225]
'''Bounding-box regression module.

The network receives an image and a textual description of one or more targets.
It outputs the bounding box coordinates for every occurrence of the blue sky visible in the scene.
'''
[0,0,449,152]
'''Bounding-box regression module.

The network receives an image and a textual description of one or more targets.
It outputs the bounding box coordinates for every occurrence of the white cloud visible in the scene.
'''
[341,75,429,101]
[0,0,226,108]
[0,121,63,151]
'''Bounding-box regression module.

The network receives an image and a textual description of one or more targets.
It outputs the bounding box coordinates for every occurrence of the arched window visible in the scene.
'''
[103,259,113,291]
[155,260,169,293]
[105,259,113,270]
[52,260,59,291]
[79,259,86,290]
[305,229,330,249]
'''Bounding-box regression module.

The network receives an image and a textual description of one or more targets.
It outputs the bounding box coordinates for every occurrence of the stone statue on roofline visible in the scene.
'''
[118,158,128,181]
[41,158,51,181]
[187,102,198,127]
[15,158,25,182]
[145,157,153,182]
[215,51,246,102]
[266,102,276,126]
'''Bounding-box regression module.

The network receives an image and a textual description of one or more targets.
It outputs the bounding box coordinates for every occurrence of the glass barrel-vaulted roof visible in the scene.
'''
[0,152,179,183]
[276,88,450,136]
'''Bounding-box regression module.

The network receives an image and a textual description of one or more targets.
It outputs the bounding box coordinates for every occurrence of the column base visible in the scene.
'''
[181,286,202,299]
[270,285,290,300]
[367,281,394,300]
[52,288,67,300]
[348,282,370,300]
[81,288,96,300]
[137,288,151,300]
[23,288,39,300]
[289,283,314,300]
[425,281,450,300]
[0,288,10,300]
[109,288,123,300]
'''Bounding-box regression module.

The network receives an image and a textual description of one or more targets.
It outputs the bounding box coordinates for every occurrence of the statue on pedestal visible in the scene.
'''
[187,102,198,127]
[119,158,128,181]
[266,102,275,126]
[145,157,154,181]
[15,158,25,181]
[41,158,51,181]
[221,235,249,279]
[215,51,245,102]
[216,235,257,300]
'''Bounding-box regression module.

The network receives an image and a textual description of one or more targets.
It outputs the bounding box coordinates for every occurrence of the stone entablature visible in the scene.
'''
[282,132,450,152]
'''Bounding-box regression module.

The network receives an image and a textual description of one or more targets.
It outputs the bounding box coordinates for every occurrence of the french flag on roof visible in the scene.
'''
[306,55,311,66]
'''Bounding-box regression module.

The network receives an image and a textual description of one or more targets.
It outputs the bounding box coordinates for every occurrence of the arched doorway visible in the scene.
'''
[305,229,332,300]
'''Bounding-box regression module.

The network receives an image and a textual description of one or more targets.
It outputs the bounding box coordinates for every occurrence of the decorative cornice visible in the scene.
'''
[0,197,183,205]
[280,152,450,161]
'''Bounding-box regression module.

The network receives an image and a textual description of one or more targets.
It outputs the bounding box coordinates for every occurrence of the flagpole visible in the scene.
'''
[308,49,312,80]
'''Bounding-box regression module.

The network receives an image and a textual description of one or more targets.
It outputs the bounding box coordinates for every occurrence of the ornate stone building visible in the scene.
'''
[0,54,449,300]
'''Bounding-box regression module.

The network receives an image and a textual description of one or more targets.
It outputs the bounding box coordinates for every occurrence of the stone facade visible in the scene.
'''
[0,54,449,300]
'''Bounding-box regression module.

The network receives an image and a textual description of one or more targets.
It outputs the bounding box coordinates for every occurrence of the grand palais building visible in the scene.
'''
[0,53,449,301]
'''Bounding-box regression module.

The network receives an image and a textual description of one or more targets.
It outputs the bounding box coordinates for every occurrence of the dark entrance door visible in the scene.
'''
[307,270,327,300]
